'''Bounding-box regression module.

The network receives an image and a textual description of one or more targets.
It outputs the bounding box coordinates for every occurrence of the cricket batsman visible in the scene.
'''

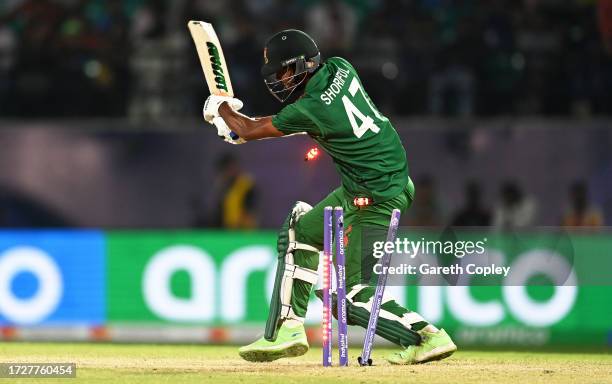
[203,29,457,364]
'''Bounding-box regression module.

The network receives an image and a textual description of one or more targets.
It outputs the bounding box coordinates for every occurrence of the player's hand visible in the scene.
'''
[203,95,243,123]
[212,116,245,145]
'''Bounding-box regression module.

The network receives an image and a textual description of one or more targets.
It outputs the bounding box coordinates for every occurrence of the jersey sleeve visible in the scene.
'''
[272,102,321,136]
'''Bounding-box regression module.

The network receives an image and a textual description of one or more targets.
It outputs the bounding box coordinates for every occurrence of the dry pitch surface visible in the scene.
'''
[0,343,611,383]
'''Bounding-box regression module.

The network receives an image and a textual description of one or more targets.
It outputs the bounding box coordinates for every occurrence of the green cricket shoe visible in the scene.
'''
[387,328,457,365]
[238,323,309,362]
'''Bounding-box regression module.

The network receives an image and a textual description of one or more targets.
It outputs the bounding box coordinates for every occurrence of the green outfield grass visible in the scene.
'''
[0,343,611,384]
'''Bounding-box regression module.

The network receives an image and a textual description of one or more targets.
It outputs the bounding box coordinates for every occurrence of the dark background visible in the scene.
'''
[0,0,611,228]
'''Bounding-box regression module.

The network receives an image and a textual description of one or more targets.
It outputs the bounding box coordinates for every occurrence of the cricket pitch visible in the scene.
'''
[0,343,610,383]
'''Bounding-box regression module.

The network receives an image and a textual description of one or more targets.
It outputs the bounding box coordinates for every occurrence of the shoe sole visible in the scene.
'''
[415,343,457,364]
[239,342,309,363]
[387,343,457,365]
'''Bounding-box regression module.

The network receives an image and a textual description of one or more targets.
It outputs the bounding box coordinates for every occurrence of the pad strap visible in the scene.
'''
[346,284,367,301]
[288,241,319,253]
[284,263,319,285]
[280,305,305,322]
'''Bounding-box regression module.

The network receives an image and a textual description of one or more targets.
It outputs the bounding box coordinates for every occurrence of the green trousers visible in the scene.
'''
[290,178,427,335]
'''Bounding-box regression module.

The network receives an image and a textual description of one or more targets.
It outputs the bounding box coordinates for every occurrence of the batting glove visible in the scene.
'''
[212,116,246,145]
[203,95,243,123]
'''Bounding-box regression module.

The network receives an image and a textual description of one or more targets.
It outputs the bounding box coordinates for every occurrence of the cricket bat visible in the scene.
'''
[188,20,234,97]
[188,20,239,139]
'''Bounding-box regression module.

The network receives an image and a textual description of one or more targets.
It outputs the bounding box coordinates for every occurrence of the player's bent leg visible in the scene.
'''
[264,201,319,341]
[342,184,456,364]
[341,284,423,347]
[316,281,430,344]
[240,201,323,362]
[283,188,344,323]
[344,284,457,364]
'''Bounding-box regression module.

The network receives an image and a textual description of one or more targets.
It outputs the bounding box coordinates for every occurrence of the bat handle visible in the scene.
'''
[230,131,240,140]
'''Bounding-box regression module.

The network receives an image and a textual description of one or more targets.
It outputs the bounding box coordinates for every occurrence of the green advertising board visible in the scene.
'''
[107,231,277,324]
[105,230,612,346]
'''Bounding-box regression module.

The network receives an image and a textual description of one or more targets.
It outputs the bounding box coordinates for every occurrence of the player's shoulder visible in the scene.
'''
[303,56,358,107]
[326,56,354,69]
[319,57,358,77]
[304,57,354,96]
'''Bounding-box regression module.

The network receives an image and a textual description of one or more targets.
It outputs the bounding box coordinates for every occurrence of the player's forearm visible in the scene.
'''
[219,103,283,140]
[219,103,254,138]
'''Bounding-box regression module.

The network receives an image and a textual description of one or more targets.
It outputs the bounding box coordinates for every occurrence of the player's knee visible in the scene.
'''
[290,201,319,246]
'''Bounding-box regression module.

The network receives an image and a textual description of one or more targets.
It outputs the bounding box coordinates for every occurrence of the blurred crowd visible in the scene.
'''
[0,0,610,230]
[1,0,611,118]
[199,169,608,230]
[406,176,605,228]
[2,165,605,229]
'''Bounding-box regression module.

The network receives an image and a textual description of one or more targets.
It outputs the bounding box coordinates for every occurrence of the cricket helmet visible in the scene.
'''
[261,29,321,102]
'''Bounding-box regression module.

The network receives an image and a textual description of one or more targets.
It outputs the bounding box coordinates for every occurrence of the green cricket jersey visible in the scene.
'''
[272,57,409,203]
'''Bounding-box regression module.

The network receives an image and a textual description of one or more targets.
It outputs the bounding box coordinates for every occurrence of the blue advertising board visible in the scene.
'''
[0,231,105,326]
